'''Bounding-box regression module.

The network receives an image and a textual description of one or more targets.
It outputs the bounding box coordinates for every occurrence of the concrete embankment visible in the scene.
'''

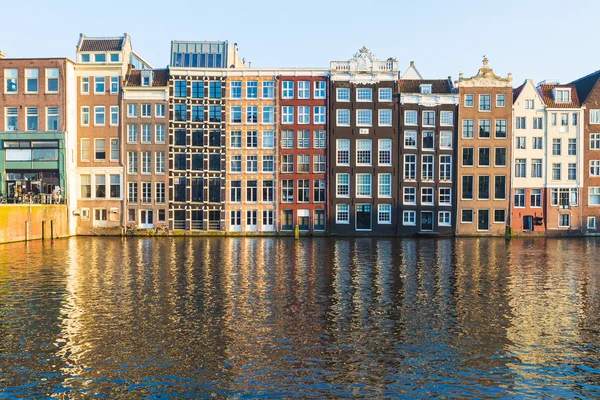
[0,205,70,244]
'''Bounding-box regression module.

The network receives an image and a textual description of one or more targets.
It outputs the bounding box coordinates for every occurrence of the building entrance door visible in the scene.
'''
[140,210,154,229]
[356,204,372,230]
[478,209,490,231]
[420,211,434,231]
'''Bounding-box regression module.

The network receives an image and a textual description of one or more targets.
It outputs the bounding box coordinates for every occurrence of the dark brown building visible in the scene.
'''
[328,47,400,234]
[398,71,458,235]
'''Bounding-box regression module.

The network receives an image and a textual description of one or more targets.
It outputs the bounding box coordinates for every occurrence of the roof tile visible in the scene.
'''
[398,79,453,94]
[80,38,124,52]
[538,84,580,108]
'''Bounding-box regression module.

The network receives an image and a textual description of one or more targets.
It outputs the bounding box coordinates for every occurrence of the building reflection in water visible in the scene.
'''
[0,237,599,397]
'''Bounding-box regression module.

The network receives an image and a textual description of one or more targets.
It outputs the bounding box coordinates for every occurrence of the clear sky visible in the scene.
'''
[2,0,599,85]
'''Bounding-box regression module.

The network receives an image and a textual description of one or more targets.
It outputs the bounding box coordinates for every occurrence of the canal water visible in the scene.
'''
[0,237,599,398]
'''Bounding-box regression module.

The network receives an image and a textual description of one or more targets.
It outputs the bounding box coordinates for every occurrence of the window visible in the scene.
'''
[439,131,452,149]
[6,107,18,130]
[533,117,543,129]
[140,152,151,174]
[314,179,326,203]
[282,154,294,173]
[191,81,204,98]
[439,187,451,205]
[127,182,138,203]
[515,159,526,178]
[592,134,600,150]
[337,88,350,101]
[465,94,474,107]
[209,81,222,99]
[110,138,119,162]
[94,54,106,63]
[282,106,294,124]
[298,106,310,124]
[462,120,474,138]
[282,81,294,99]
[229,130,241,149]
[403,211,416,226]
[514,189,525,207]
[95,138,106,161]
[568,139,577,156]
[356,88,372,101]
[337,139,350,165]
[357,109,372,126]
[378,174,392,197]
[591,160,600,176]
[209,106,222,122]
[189,105,203,123]
[80,138,90,162]
[379,109,392,126]
[403,187,416,204]
[282,130,294,149]
[156,152,165,174]
[589,187,600,205]
[591,110,600,124]
[404,154,416,180]
[246,106,258,124]
[80,175,92,198]
[588,217,596,230]
[127,125,138,143]
[94,77,105,94]
[378,139,392,165]
[230,81,241,99]
[462,148,474,166]
[439,211,451,226]
[141,125,151,143]
[298,81,310,99]
[405,110,417,125]
[568,163,577,181]
[336,204,350,224]
[45,68,59,93]
[262,130,275,149]
[494,210,506,223]
[422,131,434,150]
[461,210,474,223]
[246,155,258,173]
[230,181,242,203]
[336,173,350,197]
[127,104,138,118]
[378,205,392,224]
[379,88,392,101]
[282,180,294,202]
[462,176,474,199]
[110,106,119,126]
[230,106,242,124]
[530,189,542,207]
[404,131,417,148]
[174,80,186,97]
[313,154,326,173]
[560,113,569,132]
[423,111,435,126]
[261,106,274,124]
[263,180,274,203]
[174,153,186,171]
[421,187,434,204]
[356,174,372,197]
[440,155,452,180]
[25,69,38,93]
[552,139,561,156]
[246,131,258,148]
[497,94,506,107]
[46,107,59,131]
[479,94,491,111]
[26,107,38,131]
[298,154,310,173]
[555,89,570,103]
[420,84,432,94]
[314,130,326,148]
[559,214,570,228]
[314,81,326,99]
[5,69,17,93]
[314,106,326,124]
[191,154,204,172]
[478,148,490,167]
[516,117,526,129]
[495,148,507,167]
[246,181,258,202]
[533,137,543,149]
[230,155,242,173]
[478,176,490,200]
[422,155,434,181]
[440,111,453,126]
[551,113,557,126]
[298,179,310,202]
[356,139,372,165]
[531,159,542,178]
[552,163,561,180]
[525,99,534,109]
[495,176,506,200]
[478,119,491,138]
[110,77,119,94]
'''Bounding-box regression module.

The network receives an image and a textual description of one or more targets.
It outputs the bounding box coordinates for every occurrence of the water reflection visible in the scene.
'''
[0,237,599,397]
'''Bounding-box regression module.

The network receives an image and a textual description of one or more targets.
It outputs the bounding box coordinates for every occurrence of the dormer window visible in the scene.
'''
[94,54,106,63]
[110,53,120,62]
[141,71,153,87]
[554,88,571,103]
[81,54,90,63]
[420,84,432,94]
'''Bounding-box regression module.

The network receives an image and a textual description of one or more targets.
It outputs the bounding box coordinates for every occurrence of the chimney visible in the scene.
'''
[410,61,415,67]
[0,50,5,59]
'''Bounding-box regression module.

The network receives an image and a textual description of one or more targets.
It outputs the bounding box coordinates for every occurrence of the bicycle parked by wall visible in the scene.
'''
[0,194,7,204]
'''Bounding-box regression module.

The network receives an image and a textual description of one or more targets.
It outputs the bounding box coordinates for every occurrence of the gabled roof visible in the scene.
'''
[401,61,423,80]
[398,79,453,94]
[79,36,125,52]
[124,69,169,87]
[512,82,525,104]
[571,70,600,105]
[538,84,580,108]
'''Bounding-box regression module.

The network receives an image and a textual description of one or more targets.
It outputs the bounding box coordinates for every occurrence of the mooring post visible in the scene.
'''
[50,220,54,239]
[42,221,45,240]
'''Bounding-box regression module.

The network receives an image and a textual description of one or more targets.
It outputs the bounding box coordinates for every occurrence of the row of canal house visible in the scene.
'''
[4,33,600,236]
